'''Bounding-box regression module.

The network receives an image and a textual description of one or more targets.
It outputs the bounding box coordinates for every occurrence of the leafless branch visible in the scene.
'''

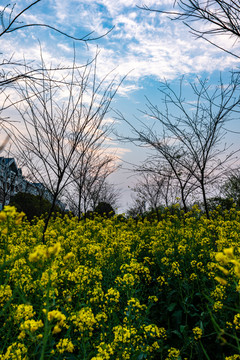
[139,0,240,58]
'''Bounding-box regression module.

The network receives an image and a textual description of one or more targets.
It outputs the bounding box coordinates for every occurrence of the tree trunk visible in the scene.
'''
[201,181,209,219]
[42,181,61,243]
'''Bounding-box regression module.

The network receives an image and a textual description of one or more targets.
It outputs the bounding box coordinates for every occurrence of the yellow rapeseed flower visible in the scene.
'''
[192,326,203,340]
[0,211,6,222]
[56,338,74,353]
[214,276,227,286]
[47,242,61,257]
[166,347,181,359]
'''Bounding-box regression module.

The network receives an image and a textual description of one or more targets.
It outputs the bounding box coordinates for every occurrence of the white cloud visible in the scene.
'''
[2,2,240,107]
[57,43,72,53]
[117,83,141,97]
[7,0,238,88]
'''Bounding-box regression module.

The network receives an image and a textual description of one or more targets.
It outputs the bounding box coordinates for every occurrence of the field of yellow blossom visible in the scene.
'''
[1,205,240,359]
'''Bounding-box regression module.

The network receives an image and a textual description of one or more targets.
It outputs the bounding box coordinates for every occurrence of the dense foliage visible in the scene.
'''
[9,193,63,220]
[1,205,240,359]
[94,202,115,218]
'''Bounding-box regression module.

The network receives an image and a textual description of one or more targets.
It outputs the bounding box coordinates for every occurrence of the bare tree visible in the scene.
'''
[116,113,197,213]
[145,146,197,213]
[3,55,122,239]
[221,168,240,202]
[139,0,240,58]
[127,197,147,219]
[89,180,120,213]
[130,173,165,221]
[66,145,118,219]
[135,161,183,208]
[117,75,240,218]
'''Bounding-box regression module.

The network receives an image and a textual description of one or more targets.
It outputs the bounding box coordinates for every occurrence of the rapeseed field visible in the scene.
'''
[1,205,240,359]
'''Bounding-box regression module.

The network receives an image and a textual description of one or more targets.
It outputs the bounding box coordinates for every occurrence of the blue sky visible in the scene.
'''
[1,0,240,211]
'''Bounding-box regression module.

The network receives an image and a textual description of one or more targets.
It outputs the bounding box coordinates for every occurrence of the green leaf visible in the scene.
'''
[180,324,187,333]
[168,302,177,311]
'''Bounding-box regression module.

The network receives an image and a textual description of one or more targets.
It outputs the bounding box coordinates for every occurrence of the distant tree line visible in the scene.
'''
[127,169,240,220]
[9,192,116,221]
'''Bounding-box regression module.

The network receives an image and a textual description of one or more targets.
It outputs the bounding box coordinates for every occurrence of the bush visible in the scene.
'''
[94,201,115,217]
[10,192,62,220]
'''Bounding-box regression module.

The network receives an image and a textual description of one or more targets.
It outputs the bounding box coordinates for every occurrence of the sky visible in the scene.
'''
[1,0,240,212]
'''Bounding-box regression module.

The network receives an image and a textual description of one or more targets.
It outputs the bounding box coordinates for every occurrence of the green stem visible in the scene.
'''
[200,340,211,360]
[40,269,51,360]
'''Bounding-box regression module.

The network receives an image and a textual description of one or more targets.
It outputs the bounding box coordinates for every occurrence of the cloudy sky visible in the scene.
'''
[1,0,240,211]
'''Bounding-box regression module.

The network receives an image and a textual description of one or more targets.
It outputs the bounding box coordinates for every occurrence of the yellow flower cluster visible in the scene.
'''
[192,326,203,340]
[29,242,61,262]
[47,309,66,334]
[19,319,44,339]
[13,304,35,322]
[213,300,224,312]
[0,342,27,360]
[233,314,240,330]
[91,342,114,360]
[165,347,181,359]
[105,288,120,304]
[2,205,240,359]
[56,338,74,353]
[71,307,96,338]
[0,285,12,307]
[113,324,137,343]
[144,324,167,339]
[215,246,240,285]
[0,205,25,226]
